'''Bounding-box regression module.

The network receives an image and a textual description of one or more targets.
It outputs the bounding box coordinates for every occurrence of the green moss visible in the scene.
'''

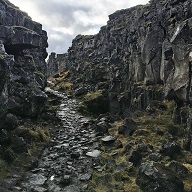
[11,81,23,87]
[144,10,151,16]
[0,54,4,61]
[83,90,103,102]
[34,71,45,79]
[28,126,50,143]
[78,90,109,116]
[12,26,39,35]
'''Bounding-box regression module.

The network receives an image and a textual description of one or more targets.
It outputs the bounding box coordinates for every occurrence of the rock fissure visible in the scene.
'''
[1,0,192,191]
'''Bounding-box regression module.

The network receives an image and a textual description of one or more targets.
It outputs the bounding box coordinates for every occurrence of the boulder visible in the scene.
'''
[118,118,137,136]
[136,161,184,192]
[160,141,181,158]
[96,120,109,134]
[127,149,142,166]
[169,161,189,178]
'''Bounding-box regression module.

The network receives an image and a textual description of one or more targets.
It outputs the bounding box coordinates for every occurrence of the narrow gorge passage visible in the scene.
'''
[18,88,99,192]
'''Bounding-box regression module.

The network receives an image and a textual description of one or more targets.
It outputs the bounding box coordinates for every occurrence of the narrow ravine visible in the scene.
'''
[17,88,100,192]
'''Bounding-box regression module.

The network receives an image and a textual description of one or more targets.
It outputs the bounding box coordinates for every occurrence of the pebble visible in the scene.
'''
[102,135,116,144]
[86,150,101,158]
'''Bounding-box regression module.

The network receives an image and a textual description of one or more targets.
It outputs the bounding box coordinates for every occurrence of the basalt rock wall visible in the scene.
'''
[48,0,192,148]
[0,0,48,128]
[61,0,192,112]
[47,52,68,77]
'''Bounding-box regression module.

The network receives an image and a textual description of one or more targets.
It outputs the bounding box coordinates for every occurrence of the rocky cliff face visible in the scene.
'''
[48,0,192,150]
[0,0,48,128]
[47,52,68,77]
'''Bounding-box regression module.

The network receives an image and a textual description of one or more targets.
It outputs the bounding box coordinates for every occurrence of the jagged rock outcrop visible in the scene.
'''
[0,0,48,127]
[48,0,192,150]
[136,161,184,192]
[47,52,68,77]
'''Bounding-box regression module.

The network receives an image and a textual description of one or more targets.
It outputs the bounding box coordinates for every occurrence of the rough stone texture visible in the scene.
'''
[136,161,184,192]
[47,0,192,150]
[47,52,68,77]
[0,0,48,125]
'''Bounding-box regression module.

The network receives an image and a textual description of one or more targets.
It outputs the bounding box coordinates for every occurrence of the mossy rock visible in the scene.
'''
[34,71,45,78]
[81,90,109,115]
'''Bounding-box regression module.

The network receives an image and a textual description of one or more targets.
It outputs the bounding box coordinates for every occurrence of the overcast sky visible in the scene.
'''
[9,0,149,55]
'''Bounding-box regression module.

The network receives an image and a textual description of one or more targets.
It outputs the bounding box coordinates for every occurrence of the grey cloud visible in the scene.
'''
[48,33,73,54]
[9,0,149,54]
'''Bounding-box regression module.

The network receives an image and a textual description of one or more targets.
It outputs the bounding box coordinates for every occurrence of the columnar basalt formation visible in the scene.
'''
[47,52,68,77]
[48,0,192,150]
[0,0,48,127]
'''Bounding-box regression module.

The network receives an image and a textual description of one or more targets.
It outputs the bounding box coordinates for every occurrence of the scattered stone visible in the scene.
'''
[137,142,148,152]
[149,153,161,162]
[63,185,80,192]
[127,150,142,166]
[79,173,92,181]
[32,186,47,192]
[28,174,47,186]
[96,121,109,134]
[115,139,123,149]
[102,135,116,144]
[75,87,88,97]
[118,118,137,136]
[86,150,101,158]
[136,161,184,192]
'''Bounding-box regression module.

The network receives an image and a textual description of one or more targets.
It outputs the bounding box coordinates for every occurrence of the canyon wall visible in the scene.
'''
[0,0,48,128]
[48,0,192,149]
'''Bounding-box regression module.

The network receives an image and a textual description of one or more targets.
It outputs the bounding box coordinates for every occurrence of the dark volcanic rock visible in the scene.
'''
[136,161,184,192]
[11,136,27,154]
[86,150,101,158]
[118,118,137,136]
[127,149,142,166]
[169,161,189,178]
[47,52,68,77]
[0,129,8,144]
[160,141,181,158]
[4,113,18,131]
[74,87,88,97]
[96,120,110,134]
[0,0,48,122]
[102,135,116,144]
[47,0,192,149]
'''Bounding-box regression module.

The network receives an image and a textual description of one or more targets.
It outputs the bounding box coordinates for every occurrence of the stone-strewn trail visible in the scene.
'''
[18,89,99,192]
